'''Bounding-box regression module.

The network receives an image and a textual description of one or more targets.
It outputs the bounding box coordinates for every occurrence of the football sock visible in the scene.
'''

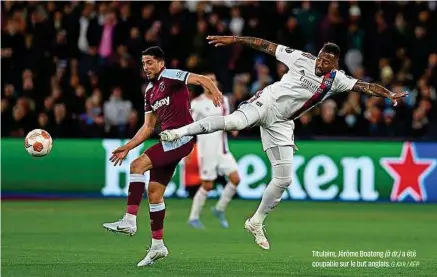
[175,116,225,137]
[126,174,145,216]
[149,202,166,246]
[188,187,208,221]
[215,182,237,211]
[251,182,285,224]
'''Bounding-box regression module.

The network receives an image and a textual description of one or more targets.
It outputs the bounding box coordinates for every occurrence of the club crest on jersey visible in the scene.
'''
[151,96,170,111]
[159,82,165,91]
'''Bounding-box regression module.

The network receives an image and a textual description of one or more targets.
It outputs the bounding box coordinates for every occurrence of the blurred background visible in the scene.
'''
[1,1,436,140]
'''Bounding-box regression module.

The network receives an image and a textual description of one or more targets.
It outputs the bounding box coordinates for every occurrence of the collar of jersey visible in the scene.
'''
[157,67,166,81]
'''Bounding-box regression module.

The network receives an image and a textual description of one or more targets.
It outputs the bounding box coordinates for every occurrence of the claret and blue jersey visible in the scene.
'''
[144,68,194,131]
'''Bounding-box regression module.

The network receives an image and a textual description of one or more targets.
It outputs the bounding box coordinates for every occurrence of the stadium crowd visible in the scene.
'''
[2,1,437,139]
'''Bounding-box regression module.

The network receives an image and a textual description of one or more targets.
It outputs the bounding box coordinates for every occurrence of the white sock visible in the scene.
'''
[175,116,225,137]
[151,238,164,248]
[125,213,137,223]
[251,182,285,224]
[215,182,237,211]
[188,187,208,221]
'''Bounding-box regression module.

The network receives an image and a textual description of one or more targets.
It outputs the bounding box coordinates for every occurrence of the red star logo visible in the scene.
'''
[381,142,436,202]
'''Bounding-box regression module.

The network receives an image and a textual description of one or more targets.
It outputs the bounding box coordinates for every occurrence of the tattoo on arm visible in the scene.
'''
[235,36,278,56]
[352,81,391,98]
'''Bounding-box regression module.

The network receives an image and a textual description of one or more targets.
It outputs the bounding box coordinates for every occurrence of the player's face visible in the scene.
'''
[315,52,338,76]
[142,55,164,80]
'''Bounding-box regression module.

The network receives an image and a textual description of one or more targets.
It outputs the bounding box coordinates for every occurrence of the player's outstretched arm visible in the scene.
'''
[110,112,157,166]
[125,112,157,149]
[207,35,278,57]
[187,73,223,107]
[352,81,408,107]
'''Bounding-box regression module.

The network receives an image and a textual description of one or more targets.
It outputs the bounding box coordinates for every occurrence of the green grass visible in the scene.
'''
[2,199,437,277]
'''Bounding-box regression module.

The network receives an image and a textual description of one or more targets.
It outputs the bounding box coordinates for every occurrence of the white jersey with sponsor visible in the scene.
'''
[260,45,358,121]
[191,95,238,180]
[239,44,358,151]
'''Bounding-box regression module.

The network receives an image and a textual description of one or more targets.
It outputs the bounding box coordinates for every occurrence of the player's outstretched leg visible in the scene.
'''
[245,146,293,250]
[103,154,152,236]
[137,181,169,267]
[160,110,252,141]
[212,171,240,228]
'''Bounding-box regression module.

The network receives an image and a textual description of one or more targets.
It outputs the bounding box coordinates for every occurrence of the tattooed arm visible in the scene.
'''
[352,80,408,106]
[234,37,278,56]
[207,35,278,56]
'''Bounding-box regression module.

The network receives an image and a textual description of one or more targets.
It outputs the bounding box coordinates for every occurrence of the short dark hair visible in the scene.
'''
[142,46,165,61]
[321,42,340,58]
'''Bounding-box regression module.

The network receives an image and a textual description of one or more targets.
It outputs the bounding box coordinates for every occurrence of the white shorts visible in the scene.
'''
[198,152,238,181]
[238,90,295,151]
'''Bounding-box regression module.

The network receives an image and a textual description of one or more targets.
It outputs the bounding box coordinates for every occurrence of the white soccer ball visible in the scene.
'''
[25,129,53,157]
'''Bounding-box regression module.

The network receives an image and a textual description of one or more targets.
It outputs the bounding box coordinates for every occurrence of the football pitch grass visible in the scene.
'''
[2,199,437,277]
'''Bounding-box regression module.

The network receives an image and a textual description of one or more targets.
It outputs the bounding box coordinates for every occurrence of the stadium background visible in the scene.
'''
[1,2,437,277]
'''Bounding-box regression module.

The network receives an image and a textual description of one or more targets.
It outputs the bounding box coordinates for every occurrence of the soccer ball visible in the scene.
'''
[25,129,53,157]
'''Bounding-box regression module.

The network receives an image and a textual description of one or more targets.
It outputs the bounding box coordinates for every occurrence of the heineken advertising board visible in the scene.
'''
[1,139,436,202]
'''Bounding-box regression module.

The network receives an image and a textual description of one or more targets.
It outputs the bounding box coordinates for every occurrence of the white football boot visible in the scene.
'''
[159,130,180,142]
[103,214,137,236]
[244,218,270,250]
[137,245,169,267]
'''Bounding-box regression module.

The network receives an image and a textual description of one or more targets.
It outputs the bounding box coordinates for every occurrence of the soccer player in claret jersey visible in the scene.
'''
[188,73,240,229]
[160,36,408,250]
[103,46,222,267]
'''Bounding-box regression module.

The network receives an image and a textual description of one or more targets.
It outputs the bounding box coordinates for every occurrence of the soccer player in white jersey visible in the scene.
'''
[161,36,408,250]
[188,73,240,229]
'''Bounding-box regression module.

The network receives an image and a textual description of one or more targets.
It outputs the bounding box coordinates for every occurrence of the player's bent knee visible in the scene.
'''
[148,182,165,203]
[228,171,240,186]
[130,154,152,174]
[201,181,214,191]
[147,190,163,203]
[273,176,293,189]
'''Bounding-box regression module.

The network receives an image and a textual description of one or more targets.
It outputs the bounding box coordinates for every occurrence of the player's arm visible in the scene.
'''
[110,112,157,166]
[207,35,278,56]
[352,81,408,106]
[187,73,223,107]
[124,112,157,150]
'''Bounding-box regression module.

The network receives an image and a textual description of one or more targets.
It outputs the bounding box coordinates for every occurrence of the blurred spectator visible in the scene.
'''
[410,106,429,138]
[313,100,346,136]
[295,113,314,139]
[52,103,75,138]
[294,1,321,53]
[339,91,367,136]
[104,87,132,137]
[250,63,273,95]
[125,110,141,138]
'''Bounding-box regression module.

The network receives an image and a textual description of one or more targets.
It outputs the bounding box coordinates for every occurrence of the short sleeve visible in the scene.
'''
[144,84,153,113]
[332,70,358,94]
[161,69,190,84]
[275,45,301,68]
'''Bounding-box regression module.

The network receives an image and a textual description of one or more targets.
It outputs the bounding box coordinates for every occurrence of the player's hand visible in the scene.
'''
[110,145,130,166]
[207,35,236,47]
[208,89,224,107]
[388,91,408,107]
